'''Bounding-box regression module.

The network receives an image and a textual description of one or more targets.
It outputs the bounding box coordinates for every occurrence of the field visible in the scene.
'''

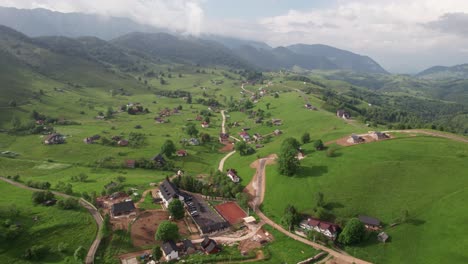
[261,136,468,264]
[0,180,96,263]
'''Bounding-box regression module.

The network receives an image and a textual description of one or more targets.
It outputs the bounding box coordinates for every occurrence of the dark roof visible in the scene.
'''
[201,236,211,248]
[159,179,180,201]
[161,240,178,255]
[201,237,218,253]
[111,201,135,214]
[183,239,195,250]
[152,154,166,164]
[358,215,381,226]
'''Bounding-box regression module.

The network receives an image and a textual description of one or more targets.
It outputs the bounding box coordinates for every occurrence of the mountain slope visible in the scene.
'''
[111,32,253,69]
[0,6,163,40]
[416,64,468,80]
[287,44,388,74]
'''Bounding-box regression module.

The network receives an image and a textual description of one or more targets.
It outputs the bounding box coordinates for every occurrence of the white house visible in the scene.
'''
[162,240,179,261]
[227,169,240,183]
[300,218,339,240]
[158,179,184,207]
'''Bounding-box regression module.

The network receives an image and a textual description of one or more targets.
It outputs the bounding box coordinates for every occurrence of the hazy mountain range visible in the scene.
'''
[0,6,387,74]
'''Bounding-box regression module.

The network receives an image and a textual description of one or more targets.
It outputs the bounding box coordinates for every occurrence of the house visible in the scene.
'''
[272,119,282,126]
[239,131,250,142]
[118,139,129,146]
[219,133,229,143]
[151,154,166,166]
[125,160,136,168]
[83,137,94,144]
[253,133,263,142]
[348,134,365,144]
[161,240,179,261]
[44,133,65,145]
[300,218,340,240]
[297,149,305,159]
[305,103,318,110]
[158,179,183,207]
[359,215,382,230]
[105,181,119,190]
[111,200,136,217]
[273,129,282,136]
[371,131,389,140]
[183,239,196,255]
[377,232,389,243]
[201,121,210,128]
[177,150,188,157]
[188,138,200,146]
[200,237,220,254]
[337,109,351,119]
[226,169,240,183]
[155,117,166,124]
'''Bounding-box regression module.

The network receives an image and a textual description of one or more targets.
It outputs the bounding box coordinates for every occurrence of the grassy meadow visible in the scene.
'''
[261,136,468,264]
[0,180,96,263]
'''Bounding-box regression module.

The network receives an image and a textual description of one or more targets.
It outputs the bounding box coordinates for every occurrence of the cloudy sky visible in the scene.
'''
[2,0,468,73]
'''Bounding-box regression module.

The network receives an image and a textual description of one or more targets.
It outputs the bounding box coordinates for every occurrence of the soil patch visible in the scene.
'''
[219,142,235,152]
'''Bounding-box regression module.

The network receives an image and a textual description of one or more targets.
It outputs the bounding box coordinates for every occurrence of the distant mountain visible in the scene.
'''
[287,44,388,74]
[232,44,385,73]
[111,32,253,69]
[0,6,164,40]
[416,64,468,80]
[201,34,272,51]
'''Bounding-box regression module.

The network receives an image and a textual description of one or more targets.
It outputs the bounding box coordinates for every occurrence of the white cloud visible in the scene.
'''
[0,0,205,35]
[251,0,468,72]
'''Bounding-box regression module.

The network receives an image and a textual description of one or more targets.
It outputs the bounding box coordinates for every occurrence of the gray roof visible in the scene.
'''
[161,240,178,255]
[111,201,135,214]
[358,215,381,226]
[159,179,180,201]
[183,239,195,250]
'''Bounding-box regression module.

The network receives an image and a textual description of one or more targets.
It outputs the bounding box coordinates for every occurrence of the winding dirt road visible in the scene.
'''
[0,177,103,264]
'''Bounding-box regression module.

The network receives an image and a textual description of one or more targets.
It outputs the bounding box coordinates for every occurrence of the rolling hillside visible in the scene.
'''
[417,63,468,80]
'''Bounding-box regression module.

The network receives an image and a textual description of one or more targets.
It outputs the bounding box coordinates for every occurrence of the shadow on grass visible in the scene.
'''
[298,165,328,177]
[408,218,426,226]
[324,202,344,210]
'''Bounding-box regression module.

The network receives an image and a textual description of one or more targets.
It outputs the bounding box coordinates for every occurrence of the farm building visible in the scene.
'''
[337,109,351,119]
[83,137,94,144]
[348,134,365,144]
[183,239,196,255]
[200,237,220,254]
[125,160,136,168]
[300,218,340,240]
[219,133,229,143]
[226,169,240,183]
[201,121,210,128]
[44,133,65,145]
[111,200,136,217]
[272,119,283,126]
[239,131,250,142]
[162,240,179,261]
[371,131,389,140]
[177,150,188,157]
[253,133,263,142]
[155,117,166,123]
[305,103,317,110]
[118,139,129,146]
[151,154,166,166]
[158,179,183,207]
[378,232,389,243]
[274,129,282,136]
[359,215,382,230]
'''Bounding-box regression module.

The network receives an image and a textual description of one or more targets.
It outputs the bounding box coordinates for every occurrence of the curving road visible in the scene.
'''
[249,159,372,264]
[0,177,103,264]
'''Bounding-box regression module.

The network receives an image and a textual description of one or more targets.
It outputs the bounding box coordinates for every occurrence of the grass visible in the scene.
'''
[0,180,96,264]
[250,225,320,264]
[138,194,162,210]
[262,136,468,264]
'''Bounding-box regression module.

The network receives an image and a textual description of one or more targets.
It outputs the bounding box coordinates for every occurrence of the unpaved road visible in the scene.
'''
[218,150,236,172]
[248,158,372,264]
[0,177,103,264]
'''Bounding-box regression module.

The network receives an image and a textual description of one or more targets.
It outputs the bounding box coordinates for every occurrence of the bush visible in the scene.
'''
[32,191,55,205]
[57,198,79,210]
[23,245,49,260]
[27,180,51,190]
